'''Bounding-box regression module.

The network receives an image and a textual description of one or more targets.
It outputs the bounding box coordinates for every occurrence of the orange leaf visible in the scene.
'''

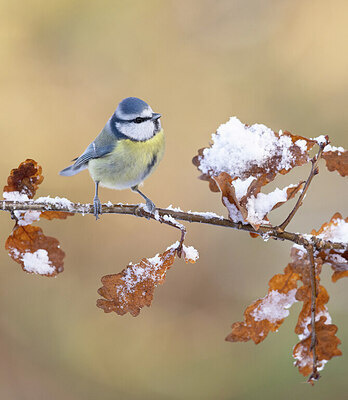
[193,119,318,227]
[295,285,330,339]
[97,243,198,317]
[322,149,348,177]
[3,159,43,198]
[310,213,348,282]
[214,172,304,229]
[293,316,342,378]
[5,225,65,276]
[226,264,300,344]
[41,210,74,220]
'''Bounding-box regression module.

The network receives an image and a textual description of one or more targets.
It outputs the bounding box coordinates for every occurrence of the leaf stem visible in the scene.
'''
[306,244,321,383]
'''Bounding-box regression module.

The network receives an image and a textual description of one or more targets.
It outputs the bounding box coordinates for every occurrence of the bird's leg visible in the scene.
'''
[132,185,156,213]
[93,181,102,220]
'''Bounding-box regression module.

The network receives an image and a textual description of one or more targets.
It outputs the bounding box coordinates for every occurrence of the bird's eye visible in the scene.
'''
[134,117,143,124]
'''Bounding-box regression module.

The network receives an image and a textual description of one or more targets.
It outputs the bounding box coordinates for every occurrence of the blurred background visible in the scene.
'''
[0,0,347,399]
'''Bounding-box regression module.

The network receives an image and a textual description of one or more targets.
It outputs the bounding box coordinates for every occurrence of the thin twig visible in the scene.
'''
[1,200,346,254]
[278,142,327,231]
[306,244,321,383]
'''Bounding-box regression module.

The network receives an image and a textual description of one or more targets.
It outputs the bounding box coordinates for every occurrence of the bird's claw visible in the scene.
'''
[93,197,102,220]
[144,199,156,218]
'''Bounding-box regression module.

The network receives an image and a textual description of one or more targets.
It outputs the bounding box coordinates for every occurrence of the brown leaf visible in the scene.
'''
[97,243,198,317]
[226,264,300,344]
[310,213,348,282]
[271,181,305,211]
[214,172,304,229]
[41,211,74,220]
[3,159,43,198]
[322,150,348,177]
[193,121,316,186]
[295,285,330,338]
[193,120,317,227]
[293,316,342,378]
[5,225,65,276]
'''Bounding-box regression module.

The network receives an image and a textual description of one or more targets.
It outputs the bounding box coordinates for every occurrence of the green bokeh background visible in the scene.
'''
[0,1,347,399]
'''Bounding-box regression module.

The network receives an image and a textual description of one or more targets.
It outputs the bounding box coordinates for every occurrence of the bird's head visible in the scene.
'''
[113,97,162,141]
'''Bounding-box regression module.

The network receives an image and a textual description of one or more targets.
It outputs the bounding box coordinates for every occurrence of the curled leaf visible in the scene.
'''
[3,159,43,199]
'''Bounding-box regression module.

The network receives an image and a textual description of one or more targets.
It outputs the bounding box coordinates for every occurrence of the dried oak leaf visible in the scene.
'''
[289,243,341,377]
[322,149,348,177]
[214,172,304,229]
[41,210,74,220]
[293,316,342,378]
[309,213,348,282]
[193,119,315,228]
[290,247,323,286]
[5,225,65,276]
[3,159,43,198]
[97,243,199,317]
[226,264,300,344]
[3,159,74,223]
[294,284,330,339]
[193,118,315,191]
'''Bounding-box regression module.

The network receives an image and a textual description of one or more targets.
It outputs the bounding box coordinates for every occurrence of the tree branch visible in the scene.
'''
[278,141,327,231]
[1,199,346,254]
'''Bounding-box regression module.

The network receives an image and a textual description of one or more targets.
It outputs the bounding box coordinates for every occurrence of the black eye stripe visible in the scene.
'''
[113,116,152,123]
[133,116,151,123]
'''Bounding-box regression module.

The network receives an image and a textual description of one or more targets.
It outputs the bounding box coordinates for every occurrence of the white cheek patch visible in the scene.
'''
[116,120,155,141]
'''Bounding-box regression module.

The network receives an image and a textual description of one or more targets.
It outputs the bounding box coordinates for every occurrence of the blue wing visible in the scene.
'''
[59,125,117,177]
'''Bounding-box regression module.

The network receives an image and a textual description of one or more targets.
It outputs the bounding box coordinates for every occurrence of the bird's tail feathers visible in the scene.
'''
[59,164,87,177]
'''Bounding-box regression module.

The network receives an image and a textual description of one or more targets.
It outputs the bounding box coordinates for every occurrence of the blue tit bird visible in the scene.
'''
[59,97,164,219]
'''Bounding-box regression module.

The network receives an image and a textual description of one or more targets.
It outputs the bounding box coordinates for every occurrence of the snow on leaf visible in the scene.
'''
[5,225,65,276]
[3,160,74,223]
[310,213,348,282]
[288,238,342,378]
[182,244,199,263]
[226,264,300,344]
[293,316,342,378]
[246,182,304,227]
[3,159,73,274]
[195,117,315,180]
[294,285,331,340]
[97,243,199,317]
[213,172,304,229]
[193,118,315,228]
[3,159,44,198]
[322,148,348,177]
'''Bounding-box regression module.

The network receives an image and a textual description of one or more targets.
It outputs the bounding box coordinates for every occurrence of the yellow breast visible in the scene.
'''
[88,129,165,190]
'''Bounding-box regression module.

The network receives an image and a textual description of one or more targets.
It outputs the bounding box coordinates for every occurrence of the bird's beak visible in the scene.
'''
[151,113,161,121]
